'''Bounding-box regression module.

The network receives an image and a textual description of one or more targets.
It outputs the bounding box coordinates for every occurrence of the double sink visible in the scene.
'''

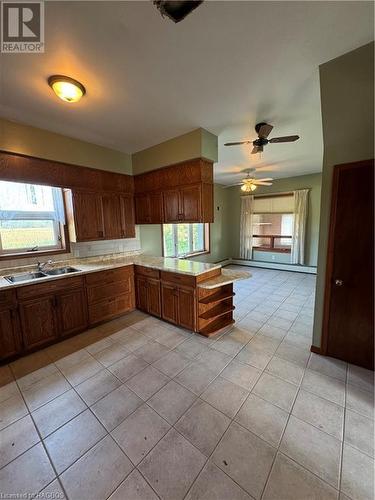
[4,266,81,284]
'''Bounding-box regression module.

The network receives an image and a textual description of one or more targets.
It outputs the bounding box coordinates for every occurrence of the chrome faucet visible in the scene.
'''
[37,260,53,272]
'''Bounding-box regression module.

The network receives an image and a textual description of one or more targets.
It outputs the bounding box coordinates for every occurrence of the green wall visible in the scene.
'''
[0,118,132,174]
[313,42,374,348]
[227,173,322,267]
[132,128,218,174]
[139,184,231,263]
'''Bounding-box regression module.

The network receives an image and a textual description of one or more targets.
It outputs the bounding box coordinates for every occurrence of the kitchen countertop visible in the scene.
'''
[198,268,251,289]
[0,253,224,291]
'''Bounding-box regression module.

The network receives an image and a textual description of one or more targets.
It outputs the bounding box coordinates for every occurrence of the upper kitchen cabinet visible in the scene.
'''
[65,190,136,242]
[134,158,214,224]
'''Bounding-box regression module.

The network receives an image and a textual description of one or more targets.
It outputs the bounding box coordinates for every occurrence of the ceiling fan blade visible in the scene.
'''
[269,135,299,143]
[258,123,273,138]
[224,141,251,146]
[256,177,273,182]
[223,183,243,188]
[253,181,273,186]
[251,146,263,154]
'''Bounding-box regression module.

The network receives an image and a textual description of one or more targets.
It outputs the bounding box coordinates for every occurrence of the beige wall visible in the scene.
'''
[0,118,132,174]
[132,127,218,174]
[227,173,322,267]
[313,42,374,348]
[139,184,231,263]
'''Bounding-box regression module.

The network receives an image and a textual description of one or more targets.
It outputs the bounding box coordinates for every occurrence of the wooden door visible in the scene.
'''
[56,288,88,337]
[135,194,151,224]
[161,283,178,324]
[147,278,161,317]
[163,190,180,222]
[120,195,136,238]
[323,160,374,369]
[73,191,104,241]
[149,192,164,223]
[136,276,149,312]
[177,287,196,330]
[19,296,58,350]
[180,185,202,222]
[0,307,22,360]
[102,194,122,239]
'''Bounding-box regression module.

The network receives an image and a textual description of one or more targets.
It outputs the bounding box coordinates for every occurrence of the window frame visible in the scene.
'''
[161,223,210,259]
[0,183,69,260]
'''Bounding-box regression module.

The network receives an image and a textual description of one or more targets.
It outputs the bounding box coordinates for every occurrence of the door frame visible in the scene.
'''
[319,158,374,356]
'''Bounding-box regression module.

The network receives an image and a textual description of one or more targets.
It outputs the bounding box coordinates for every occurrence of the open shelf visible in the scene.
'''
[199,316,235,337]
[199,290,235,305]
[199,303,235,320]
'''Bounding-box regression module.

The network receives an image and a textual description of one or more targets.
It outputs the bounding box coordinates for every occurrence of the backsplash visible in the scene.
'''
[0,227,141,270]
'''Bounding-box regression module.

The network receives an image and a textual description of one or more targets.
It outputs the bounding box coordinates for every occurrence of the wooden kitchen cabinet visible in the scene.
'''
[136,275,161,318]
[161,282,179,324]
[56,288,88,337]
[120,195,136,238]
[68,190,104,241]
[163,185,202,223]
[65,190,136,242]
[177,287,196,330]
[135,192,163,224]
[19,296,58,350]
[0,306,22,361]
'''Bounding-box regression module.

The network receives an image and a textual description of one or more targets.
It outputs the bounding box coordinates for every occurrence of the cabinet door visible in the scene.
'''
[147,278,161,318]
[120,195,136,238]
[136,276,149,312]
[135,194,151,224]
[19,297,58,350]
[180,185,202,222]
[178,287,196,330]
[149,192,164,224]
[163,190,180,223]
[161,283,178,324]
[73,191,104,241]
[102,194,122,239]
[56,288,88,337]
[0,307,22,360]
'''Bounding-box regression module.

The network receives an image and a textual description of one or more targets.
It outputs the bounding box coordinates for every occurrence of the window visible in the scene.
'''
[163,223,209,258]
[252,194,294,253]
[0,180,66,257]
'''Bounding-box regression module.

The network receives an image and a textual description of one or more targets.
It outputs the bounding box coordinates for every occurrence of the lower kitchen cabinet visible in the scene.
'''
[56,288,88,337]
[161,282,196,330]
[136,275,161,318]
[19,296,58,350]
[0,306,22,361]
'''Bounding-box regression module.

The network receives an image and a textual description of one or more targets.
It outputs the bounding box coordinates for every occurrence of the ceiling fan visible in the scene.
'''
[225,169,273,192]
[224,122,300,154]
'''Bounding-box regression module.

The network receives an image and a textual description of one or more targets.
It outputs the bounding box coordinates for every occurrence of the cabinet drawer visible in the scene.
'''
[88,293,133,325]
[87,279,131,304]
[0,289,16,308]
[17,276,84,300]
[85,266,133,286]
[134,265,160,279]
[160,271,196,288]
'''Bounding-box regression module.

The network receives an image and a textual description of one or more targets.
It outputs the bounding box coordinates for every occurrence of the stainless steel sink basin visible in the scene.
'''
[4,272,47,283]
[44,267,80,276]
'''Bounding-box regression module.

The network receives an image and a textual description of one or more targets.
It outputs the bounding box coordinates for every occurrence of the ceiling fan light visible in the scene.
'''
[250,184,257,191]
[241,183,257,192]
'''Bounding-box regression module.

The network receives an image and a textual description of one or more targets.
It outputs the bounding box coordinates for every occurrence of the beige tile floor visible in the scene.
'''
[0,266,374,500]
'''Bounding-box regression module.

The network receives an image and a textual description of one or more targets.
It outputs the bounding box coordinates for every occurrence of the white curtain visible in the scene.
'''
[291,189,309,264]
[239,195,254,260]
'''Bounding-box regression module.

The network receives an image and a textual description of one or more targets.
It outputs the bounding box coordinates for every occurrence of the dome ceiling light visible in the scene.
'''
[48,75,86,103]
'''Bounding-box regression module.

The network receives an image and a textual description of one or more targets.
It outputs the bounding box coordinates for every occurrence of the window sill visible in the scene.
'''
[253,247,291,254]
[0,248,69,262]
[180,250,210,259]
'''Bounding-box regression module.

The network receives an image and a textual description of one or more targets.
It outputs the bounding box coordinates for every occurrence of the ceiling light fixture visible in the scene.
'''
[154,1,203,23]
[48,75,86,103]
[241,183,257,192]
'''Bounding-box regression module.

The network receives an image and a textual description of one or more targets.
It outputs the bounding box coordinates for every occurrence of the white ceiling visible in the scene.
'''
[0,1,373,184]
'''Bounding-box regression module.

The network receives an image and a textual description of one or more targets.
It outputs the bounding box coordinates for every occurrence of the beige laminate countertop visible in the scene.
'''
[0,253,223,291]
[198,268,251,289]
